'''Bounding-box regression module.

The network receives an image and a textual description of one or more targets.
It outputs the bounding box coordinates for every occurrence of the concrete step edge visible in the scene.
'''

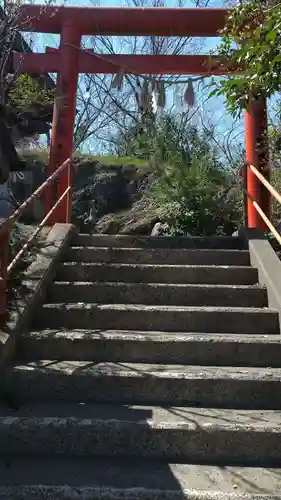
[76,234,245,239]
[64,250,250,265]
[59,262,254,270]
[0,415,280,432]
[38,303,279,333]
[10,361,281,379]
[22,330,279,342]
[48,283,268,307]
[19,331,281,365]
[6,362,281,407]
[0,458,278,495]
[40,303,276,314]
[1,404,280,426]
[68,247,249,253]
[0,486,278,499]
[74,234,247,248]
[1,415,281,463]
[50,282,265,291]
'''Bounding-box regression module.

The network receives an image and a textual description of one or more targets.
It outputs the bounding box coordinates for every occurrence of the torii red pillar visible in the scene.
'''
[46,21,81,224]
[244,98,270,231]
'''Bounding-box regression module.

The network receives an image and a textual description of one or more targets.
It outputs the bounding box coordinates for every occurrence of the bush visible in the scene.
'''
[148,155,242,236]
[115,113,243,235]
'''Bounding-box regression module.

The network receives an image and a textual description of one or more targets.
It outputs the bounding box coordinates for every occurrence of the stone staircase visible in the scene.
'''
[1,233,281,498]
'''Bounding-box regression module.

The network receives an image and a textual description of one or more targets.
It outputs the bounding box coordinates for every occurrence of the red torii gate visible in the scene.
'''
[15,4,269,229]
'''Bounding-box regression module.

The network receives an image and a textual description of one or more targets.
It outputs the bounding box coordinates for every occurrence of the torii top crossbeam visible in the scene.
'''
[20,4,227,36]
[17,5,231,76]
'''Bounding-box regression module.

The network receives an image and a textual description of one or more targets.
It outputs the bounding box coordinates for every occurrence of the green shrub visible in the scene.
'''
[114,113,243,235]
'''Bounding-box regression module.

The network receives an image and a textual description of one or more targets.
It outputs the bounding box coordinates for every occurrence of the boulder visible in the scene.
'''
[94,199,159,235]
[151,222,170,236]
[72,159,154,234]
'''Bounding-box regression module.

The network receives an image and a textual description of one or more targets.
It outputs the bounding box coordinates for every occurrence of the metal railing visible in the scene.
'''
[244,163,281,245]
[0,158,72,316]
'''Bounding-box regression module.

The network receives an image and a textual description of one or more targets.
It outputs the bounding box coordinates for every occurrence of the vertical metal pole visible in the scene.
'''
[46,21,81,224]
[244,98,270,231]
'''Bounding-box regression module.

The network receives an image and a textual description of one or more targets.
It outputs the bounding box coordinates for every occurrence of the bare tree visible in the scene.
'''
[72,0,214,152]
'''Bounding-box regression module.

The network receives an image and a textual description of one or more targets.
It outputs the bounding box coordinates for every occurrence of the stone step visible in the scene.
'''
[1,401,280,424]
[34,304,279,334]
[0,457,280,498]
[3,361,281,408]
[0,405,281,463]
[56,263,259,285]
[19,331,281,366]
[0,487,279,500]
[65,247,250,266]
[74,234,246,249]
[47,283,267,308]
[0,489,279,500]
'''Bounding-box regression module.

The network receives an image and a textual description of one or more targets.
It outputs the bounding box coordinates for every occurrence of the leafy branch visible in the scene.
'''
[209,0,281,116]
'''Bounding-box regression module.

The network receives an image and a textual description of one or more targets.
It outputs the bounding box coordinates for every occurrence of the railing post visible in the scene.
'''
[0,226,9,316]
[244,98,270,230]
[46,21,81,224]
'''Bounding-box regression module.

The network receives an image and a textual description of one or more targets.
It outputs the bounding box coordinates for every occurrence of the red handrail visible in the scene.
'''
[243,162,281,244]
[0,158,72,316]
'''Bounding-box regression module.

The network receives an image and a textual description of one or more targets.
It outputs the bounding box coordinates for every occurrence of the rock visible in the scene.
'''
[151,222,193,237]
[73,167,130,221]
[232,229,247,237]
[73,162,148,211]
[151,222,170,236]
[72,159,154,234]
[232,228,251,239]
[94,199,159,235]
[121,211,158,235]
[12,153,158,235]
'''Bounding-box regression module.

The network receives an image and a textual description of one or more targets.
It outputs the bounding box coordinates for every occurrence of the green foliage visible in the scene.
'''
[8,74,53,113]
[116,113,243,235]
[116,114,220,167]
[149,155,242,236]
[210,0,281,116]
[270,167,281,225]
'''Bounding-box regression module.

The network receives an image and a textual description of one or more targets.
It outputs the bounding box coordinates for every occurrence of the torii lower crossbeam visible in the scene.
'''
[13,52,231,76]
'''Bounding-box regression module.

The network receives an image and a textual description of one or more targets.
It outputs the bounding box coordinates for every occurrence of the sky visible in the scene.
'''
[23,0,244,156]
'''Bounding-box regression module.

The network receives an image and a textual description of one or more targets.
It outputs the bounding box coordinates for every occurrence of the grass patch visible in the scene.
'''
[20,149,149,168]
